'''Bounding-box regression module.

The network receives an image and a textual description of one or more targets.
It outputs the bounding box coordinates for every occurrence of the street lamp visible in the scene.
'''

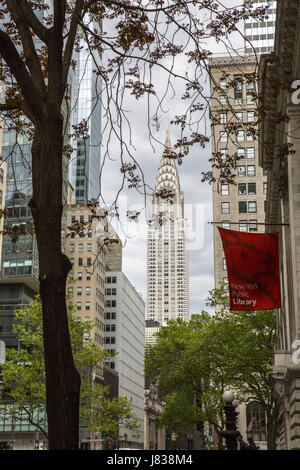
[220,391,239,450]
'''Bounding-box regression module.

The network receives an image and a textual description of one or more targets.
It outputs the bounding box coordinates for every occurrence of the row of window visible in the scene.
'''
[105,288,116,295]
[221,201,263,214]
[106,312,116,320]
[105,337,115,344]
[70,215,92,224]
[220,130,254,142]
[219,111,255,124]
[220,147,255,159]
[221,220,259,232]
[69,242,93,252]
[105,324,116,332]
[221,182,267,196]
[105,276,117,284]
[70,257,92,266]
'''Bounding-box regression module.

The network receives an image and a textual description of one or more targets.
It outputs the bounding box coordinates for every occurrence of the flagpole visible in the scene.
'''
[208,222,290,226]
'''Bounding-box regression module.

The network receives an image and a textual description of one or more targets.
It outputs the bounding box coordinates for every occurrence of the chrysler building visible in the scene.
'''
[146,130,189,324]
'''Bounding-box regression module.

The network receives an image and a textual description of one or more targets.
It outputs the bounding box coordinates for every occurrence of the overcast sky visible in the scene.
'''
[99,1,250,315]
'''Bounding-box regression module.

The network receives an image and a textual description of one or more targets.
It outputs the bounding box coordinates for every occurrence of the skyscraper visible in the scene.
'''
[146,131,189,325]
[69,22,102,204]
[209,55,268,290]
[244,0,276,55]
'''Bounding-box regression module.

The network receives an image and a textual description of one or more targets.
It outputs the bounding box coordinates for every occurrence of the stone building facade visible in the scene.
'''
[209,55,268,289]
[258,0,300,450]
[209,54,269,448]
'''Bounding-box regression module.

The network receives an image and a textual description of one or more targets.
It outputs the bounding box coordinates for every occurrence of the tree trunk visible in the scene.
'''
[30,113,81,450]
[266,414,277,450]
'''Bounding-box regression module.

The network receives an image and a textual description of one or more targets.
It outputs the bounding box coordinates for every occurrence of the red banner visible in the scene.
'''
[218,227,281,311]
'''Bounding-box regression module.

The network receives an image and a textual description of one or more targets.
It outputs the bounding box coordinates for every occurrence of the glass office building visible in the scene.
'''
[69,25,102,204]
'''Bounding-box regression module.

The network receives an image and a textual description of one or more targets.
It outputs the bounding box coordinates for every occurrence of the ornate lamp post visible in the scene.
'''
[220,391,239,450]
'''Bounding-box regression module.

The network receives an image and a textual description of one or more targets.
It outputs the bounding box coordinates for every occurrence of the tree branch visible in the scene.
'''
[62,0,84,95]
[0,29,41,120]
[6,0,47,100]
[15,0,51,43]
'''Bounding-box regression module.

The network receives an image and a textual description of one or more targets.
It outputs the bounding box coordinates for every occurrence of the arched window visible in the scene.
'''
[246,401,266,442]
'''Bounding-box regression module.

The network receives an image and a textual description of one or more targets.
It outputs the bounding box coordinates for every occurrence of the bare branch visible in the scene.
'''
[6,0,47,99]
[16,0,51,43]
[62,0,85,92]
[0,29,41,120]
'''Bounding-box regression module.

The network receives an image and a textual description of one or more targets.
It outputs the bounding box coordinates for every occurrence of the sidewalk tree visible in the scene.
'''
[146,283,277,449]
[0,0,269,449]
[0,296,139,442]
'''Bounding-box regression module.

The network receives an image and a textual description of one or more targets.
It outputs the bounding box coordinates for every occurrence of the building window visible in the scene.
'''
[239,201,247,213]
[246,79,255,103]
[221,202,230,214]
[77,287,82,296]
[238,183,246,195]
[249,220,257,232]
[77,302,82,311]
[221,184,229,196]
[248,183,256,195]
[219,112,227,124]
[246,132,254,142]
[223,258,227,270]
[263,182,267,194]
[87,243,92,252]
[247,165,256,177]
[237,130,244,142]
[219,78,227,89]
[246,402,266,442]
[246,147,255,159]
[235,112,243,122]
[220,148,228,160]
[220,131,228,142]
[247,111,255,122]
[86,287,91,296]
[85,302,90,310]
[86,272,91,281]
[70,243,75,252]
[239,220,247,232]
[222,221,230,229]
[248,201,257,213]
[219,94,227,105]
[87,258,91,266]
[237,166,246,177]
[78,243,83,252]
[78,258,83,266]
[77,272,82,281]
[233,76,243,104]
[237,148,245,159]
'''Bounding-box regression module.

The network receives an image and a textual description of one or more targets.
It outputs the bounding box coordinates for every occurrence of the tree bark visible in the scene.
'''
[266,414,277,450]
[30,113,81,450]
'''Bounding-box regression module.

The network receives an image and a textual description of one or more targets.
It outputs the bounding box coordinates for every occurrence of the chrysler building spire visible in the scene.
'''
[146,130,189,326]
